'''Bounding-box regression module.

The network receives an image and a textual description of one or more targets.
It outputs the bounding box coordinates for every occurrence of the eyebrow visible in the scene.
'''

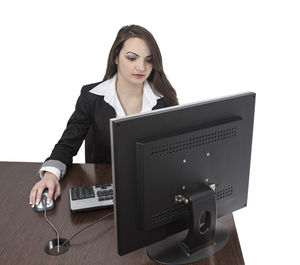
[126,52,152,58]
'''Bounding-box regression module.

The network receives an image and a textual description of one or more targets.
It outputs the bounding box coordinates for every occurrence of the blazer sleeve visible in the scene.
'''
[45,86,92,169]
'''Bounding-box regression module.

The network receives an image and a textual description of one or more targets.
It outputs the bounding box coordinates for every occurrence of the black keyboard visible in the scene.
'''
[69,184,113,212]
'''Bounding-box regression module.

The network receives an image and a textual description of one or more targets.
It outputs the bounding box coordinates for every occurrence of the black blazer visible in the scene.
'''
[46,82,173,169]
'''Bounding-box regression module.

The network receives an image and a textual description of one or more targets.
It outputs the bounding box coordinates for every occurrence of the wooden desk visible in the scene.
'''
[0,162,245,265]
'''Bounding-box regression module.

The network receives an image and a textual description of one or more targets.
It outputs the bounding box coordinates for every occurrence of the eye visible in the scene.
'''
[146,58,153,64]
[126,56,136,61]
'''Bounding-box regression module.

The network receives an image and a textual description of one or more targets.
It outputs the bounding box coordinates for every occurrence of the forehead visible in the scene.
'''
[121,37,151,56]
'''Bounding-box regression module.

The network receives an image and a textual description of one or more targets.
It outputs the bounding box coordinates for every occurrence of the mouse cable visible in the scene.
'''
[61,211,114,247]
[44,209,60,253]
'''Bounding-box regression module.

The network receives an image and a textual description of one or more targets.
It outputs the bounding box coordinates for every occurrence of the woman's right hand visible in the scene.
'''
[29,171,61,207]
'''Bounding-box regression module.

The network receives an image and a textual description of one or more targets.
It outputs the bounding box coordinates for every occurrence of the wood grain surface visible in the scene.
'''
[0,162,244,265]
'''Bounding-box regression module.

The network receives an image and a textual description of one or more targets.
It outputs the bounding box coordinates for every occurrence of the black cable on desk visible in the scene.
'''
[61,211,114,247]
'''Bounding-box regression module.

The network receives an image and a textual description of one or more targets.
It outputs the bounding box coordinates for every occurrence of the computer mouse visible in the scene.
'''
[34,189,55,212]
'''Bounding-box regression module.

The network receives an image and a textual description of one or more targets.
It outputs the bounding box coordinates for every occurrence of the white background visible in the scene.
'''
[1,1,299,264]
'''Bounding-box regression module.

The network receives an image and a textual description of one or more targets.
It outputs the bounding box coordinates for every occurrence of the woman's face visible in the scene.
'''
[115,37,153,87]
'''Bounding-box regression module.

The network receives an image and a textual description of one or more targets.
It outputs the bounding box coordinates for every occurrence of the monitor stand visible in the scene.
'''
[147,184,229,265]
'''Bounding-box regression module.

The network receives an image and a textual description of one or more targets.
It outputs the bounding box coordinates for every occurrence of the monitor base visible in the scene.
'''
[146,221,229,265]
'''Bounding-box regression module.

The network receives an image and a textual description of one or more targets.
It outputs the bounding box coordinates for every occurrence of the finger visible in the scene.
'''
[36,184,45,205]
[47,185,55,204]
[29,186,38,207]
[54,184,61,200]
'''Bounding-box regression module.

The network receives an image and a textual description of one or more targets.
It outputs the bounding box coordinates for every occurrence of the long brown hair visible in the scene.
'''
[103,25,179,106]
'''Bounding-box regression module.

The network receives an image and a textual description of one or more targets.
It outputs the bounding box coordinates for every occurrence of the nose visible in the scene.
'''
[136,59,146,72]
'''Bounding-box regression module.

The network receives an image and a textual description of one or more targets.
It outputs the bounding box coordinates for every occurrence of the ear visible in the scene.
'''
[114,56,119,65]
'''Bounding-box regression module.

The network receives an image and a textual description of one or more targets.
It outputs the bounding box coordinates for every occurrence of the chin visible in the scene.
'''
[130,77,146,86]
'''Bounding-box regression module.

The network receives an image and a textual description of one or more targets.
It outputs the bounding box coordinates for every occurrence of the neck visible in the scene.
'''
[116,75,144,99]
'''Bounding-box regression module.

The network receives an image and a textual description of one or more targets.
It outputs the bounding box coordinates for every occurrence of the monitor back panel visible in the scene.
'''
[136,116,243,231]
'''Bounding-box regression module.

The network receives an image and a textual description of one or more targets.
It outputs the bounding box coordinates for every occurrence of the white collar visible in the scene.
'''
[89,74,161,117]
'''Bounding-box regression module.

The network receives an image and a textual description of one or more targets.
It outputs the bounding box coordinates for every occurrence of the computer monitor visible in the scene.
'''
[110,92,255,264]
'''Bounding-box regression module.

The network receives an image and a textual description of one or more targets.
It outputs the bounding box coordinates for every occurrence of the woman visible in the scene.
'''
[29,25,178,207]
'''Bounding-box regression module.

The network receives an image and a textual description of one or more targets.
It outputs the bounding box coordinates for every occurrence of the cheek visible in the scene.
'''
[118,59,131,73]
[147,64,153,73]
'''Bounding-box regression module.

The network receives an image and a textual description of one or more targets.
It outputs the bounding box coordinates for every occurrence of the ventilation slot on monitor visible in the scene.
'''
[215,187,233,200]
[151,127,237,159]
[151,204,188,226]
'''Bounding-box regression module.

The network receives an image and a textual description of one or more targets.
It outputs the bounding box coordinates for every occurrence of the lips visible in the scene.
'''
[133,74,145,78]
